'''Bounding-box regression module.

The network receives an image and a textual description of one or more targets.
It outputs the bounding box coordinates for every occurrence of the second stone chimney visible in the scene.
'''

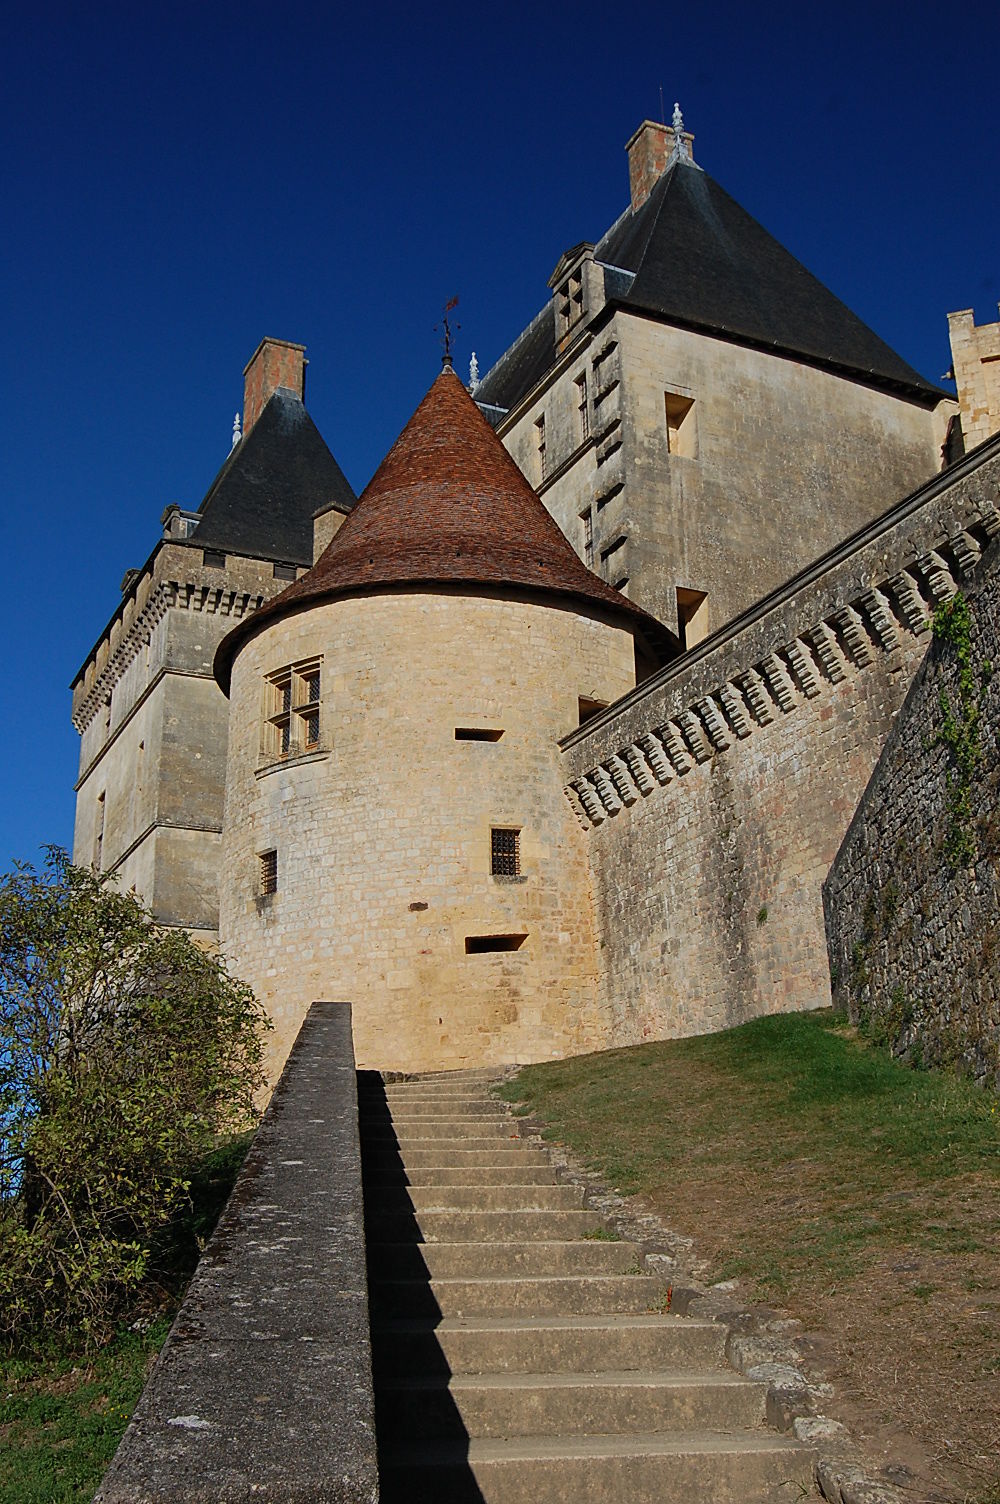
[626,115,696,211]
[242,338,307,435]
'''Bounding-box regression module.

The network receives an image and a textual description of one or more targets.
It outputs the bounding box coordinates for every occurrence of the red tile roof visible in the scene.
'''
[215,365,674,691]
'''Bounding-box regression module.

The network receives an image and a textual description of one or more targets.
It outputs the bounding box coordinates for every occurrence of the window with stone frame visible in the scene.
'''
[262,658,322,761]
[491,827,521,879]
[575,372,590,441]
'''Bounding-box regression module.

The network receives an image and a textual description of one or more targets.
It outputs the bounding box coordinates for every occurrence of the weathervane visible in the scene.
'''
[436,297,460,368]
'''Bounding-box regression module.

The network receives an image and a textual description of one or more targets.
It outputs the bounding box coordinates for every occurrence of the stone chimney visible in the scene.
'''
[948,307,1000,450]
[242,337,307,434]
[626,116,696,211]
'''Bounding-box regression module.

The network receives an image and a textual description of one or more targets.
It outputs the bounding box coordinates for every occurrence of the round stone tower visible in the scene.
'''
[214,366,673,1078]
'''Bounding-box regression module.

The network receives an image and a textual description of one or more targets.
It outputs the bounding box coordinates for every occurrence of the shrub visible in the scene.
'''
[0,849,269,1346]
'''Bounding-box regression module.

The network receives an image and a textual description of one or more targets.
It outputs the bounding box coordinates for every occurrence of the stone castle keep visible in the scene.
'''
[71,115,1000,1083]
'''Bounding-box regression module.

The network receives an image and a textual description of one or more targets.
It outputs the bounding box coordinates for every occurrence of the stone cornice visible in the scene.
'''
[561,439,1000,829]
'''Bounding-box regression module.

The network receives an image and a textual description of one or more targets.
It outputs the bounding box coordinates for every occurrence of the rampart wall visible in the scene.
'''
[824,537,1000,1085]
[561,437,1000,1044]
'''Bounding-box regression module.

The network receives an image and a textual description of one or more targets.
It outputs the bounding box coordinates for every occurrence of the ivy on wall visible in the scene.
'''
[932,593,992,869]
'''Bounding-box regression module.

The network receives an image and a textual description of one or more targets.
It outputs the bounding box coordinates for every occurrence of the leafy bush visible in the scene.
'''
[0,849,269,1346]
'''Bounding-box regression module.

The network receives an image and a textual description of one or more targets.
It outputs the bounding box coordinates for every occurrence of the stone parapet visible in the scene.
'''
[94,1001,379,1504]
[558,437,1000,1043]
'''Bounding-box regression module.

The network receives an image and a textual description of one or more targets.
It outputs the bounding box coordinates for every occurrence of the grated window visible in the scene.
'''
[259,850,278,895]
[491,827,520,878]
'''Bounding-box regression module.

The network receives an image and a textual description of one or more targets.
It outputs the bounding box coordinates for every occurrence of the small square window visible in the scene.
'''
[664,392,697,458]
[203,549,226,569]
[259,850,278,895]
[491,827,520,878]
[273,562,297,581]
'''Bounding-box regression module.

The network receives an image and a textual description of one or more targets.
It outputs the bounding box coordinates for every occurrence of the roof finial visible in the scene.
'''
[469,351,480,393]
[671,102,691,164]
[232,411,242,449]
[436,296,460,370]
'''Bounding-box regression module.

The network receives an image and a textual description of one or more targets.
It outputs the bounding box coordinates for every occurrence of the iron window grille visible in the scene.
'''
[259,849,278,895]
[491,827,520,878]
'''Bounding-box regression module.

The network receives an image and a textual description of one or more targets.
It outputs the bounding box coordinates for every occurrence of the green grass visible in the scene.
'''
[0,1322,168,1504]
[497,1010,1000,1287]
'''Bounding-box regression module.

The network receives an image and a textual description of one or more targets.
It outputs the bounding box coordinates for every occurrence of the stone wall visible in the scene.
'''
[72,543,296,941]
[948,307,1000,450]
[219,589,638,1081]
[499,307,952,639]
[824,538,1000,1086]
[561,439,1000,1045]
[94,1001,378,1504]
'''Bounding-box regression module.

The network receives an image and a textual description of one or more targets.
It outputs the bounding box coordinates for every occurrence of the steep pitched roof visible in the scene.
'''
[474,159,944,415]
[191,388,356,565]
[215,366,676,690]
[599,161,941,399]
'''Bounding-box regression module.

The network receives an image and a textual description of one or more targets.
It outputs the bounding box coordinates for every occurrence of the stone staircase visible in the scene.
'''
[359,1068,815,1503]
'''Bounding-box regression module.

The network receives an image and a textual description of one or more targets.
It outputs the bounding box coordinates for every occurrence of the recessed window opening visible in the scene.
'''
[465,934,528,953]
[273,562,297,581]
[575,373,590,441]
[94,792,106,872]
[203,549,226,569]
[455,728,504,741]
[491,827,521,878]
[535,415,547,482]
[578,697,608,726]
[580,508,594,567]
[676,587,710,650]
[664,392,697,458]
[259,850,278,896]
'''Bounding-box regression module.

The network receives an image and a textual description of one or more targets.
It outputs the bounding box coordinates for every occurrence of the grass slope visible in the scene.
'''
[499,1011,1000,1501]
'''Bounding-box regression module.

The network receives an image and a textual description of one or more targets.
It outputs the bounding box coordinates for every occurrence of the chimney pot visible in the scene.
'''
[625,118,695,210]
[242,337,307,435]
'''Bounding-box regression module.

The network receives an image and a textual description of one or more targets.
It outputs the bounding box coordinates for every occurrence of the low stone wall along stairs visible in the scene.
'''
[359,1068,815,1503]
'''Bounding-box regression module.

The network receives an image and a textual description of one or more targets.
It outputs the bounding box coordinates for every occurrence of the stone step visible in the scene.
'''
[377,1431,815,1504]
[377,1369,768,1440]
[370,1274,666,1318]
[382,1098,509,1116]
[371,1314,728,1377]
[368,1208,604,1244]
[364,1166,559,1188]
[369,1240,640,1280]
[361,1118,528,1140]
[363,1145,550,1169]
[376,1183,584,1212]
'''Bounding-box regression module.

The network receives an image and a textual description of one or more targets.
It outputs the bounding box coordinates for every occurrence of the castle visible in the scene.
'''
[71,114,1000,1083]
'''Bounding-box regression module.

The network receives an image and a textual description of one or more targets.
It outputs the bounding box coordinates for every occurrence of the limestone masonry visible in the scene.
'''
[72,115,1000,1080]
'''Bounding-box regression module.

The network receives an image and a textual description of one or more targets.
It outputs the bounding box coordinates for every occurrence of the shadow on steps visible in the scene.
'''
[358,1069,488,1504]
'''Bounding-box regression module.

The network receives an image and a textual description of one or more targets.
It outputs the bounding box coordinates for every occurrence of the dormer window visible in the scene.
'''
[549,243,600,352]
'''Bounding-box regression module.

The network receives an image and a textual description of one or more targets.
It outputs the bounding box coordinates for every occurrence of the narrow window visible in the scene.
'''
[664,392,697,458]
[273,562,297,581]
[578,697,608,726]
[465,934,528,953]
[455,728,504,741]
[676,587,710,649]
[94,792,106,871]
[137,741,144,793]
[259,850,278,895]
[535,415,547,482]
[580,508,594,568]
[575,373,590,441]
[491,827,520,878]
[203,548,226,569]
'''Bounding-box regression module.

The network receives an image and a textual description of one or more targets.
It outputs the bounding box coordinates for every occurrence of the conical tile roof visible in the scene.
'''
[215,366,675,690]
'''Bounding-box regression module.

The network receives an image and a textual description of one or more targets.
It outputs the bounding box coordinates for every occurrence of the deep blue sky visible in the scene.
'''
[2,0,997,875]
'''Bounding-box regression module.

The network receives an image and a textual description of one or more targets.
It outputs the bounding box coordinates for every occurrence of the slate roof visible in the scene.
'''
[215,366,677,691]
[191,388,356,566]
[474,158,944,416]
